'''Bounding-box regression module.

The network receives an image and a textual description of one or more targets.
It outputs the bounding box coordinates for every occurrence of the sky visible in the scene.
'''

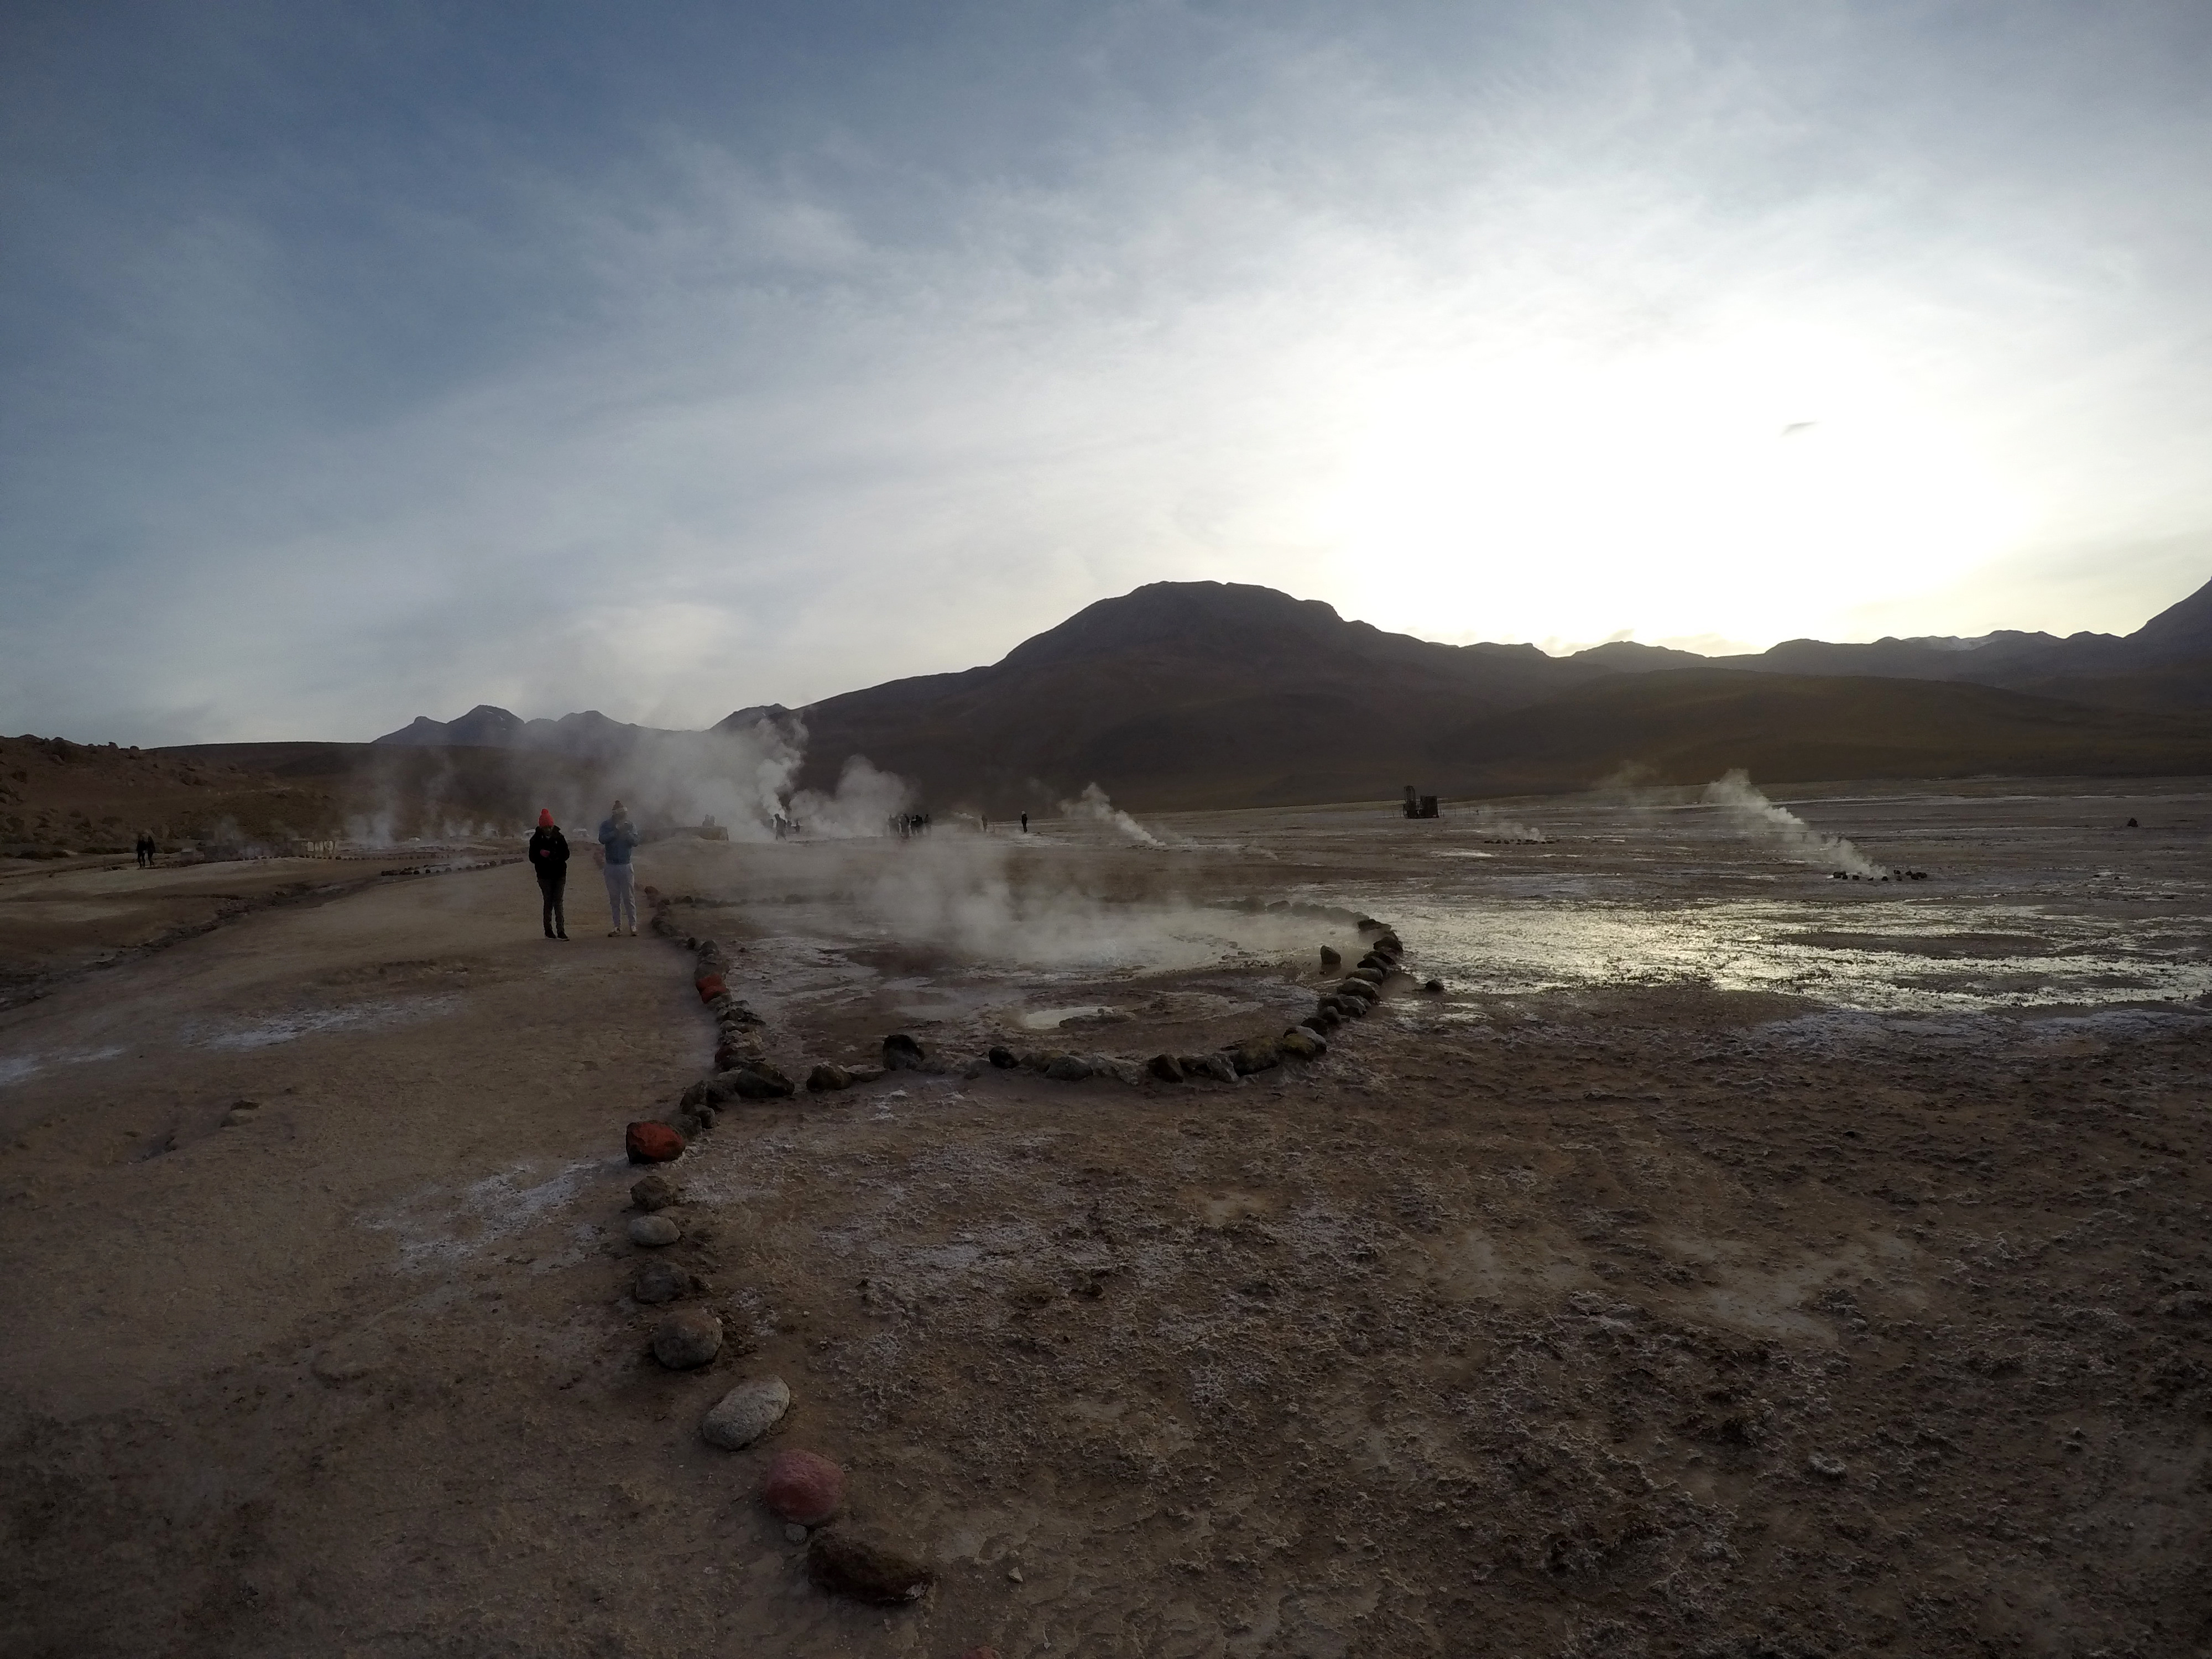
[4,0,2211,744]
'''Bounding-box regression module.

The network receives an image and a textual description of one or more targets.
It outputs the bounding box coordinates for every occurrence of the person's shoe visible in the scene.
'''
[544,930,555,939]
[556,931,569,940]
[608,930,622,937]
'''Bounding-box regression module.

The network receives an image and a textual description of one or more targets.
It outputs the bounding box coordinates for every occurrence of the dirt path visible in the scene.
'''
[3,826,2210,1657]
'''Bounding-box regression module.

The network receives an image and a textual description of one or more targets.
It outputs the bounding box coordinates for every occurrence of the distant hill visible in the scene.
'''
[85,572,2205,833]
[740,578,2212,810]
[372,705,684,760]
[1428,669,2212,796]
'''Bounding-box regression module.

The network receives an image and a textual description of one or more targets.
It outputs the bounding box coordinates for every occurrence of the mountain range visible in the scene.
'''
[373,575,2212,810]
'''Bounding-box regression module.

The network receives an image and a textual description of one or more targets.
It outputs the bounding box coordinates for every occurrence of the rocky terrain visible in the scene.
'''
[1,785,2208,1656]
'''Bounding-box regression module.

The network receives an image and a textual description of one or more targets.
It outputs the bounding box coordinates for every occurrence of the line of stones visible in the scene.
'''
[611,906,942,1611]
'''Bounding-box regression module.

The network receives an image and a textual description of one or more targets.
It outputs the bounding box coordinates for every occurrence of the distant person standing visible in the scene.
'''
[134,832,152,868]
[1020,812,1029,834]
[528,809,570,939]
[598,800,641,936]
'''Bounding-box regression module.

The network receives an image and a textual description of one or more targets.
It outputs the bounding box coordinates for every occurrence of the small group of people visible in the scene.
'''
[132,832,158,868]
[889,812,932,838]
[526,801,641,939]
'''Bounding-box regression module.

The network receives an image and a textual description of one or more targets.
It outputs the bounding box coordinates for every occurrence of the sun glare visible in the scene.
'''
[1319,330,2031,650]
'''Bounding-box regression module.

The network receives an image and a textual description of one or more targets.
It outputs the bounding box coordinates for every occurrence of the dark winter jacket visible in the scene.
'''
[599,817,640,867]
[529,826,570,880]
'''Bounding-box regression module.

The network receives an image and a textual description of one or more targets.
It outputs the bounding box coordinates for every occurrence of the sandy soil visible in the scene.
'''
[0,852,503,1010]
[2,786,2209,1657]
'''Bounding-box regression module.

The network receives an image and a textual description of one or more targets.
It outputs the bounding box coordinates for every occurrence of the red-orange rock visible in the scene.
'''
[763,1449,844,1526]
[625,1121,686,1164]
[696,974,727,1002]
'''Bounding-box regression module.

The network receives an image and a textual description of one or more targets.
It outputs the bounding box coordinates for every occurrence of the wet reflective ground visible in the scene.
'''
[648,779,2211,1069]
[1293,785,2212,1014]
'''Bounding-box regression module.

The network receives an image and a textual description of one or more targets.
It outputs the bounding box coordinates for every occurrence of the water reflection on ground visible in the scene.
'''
[1170,782,2212,1015]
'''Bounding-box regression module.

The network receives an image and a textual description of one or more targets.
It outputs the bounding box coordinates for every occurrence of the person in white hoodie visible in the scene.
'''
[597,801,641,936]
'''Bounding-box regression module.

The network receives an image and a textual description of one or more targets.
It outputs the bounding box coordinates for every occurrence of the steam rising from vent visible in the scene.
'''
[1701,770,1881,876]
[786,754,915,838]
[1059,782,1164,847]
[1469,806,1550,843]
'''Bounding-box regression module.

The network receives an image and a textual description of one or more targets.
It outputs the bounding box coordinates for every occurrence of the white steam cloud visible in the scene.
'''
[1468,805,1550,843]
[1058,782,1164,847]
[786,754,916,839]
[1700,769,1881,876]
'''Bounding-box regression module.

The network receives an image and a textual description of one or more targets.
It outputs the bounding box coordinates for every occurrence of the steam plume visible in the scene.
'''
[1058,782,1164,847]
[1701,770,1880,876]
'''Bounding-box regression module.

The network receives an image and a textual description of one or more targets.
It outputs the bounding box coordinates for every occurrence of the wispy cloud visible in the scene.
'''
[3,2,2210,742]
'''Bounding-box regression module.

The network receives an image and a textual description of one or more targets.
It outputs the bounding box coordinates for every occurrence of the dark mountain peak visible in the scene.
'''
[373,705,525,746]
[2128,576,2212,661]
[998,581,1350,669]
[1569,639,1709,669]
[372,715,451,745]
[715,702,796,733]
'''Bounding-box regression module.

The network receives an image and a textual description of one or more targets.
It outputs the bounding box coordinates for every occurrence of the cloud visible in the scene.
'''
[3,2,2210,742]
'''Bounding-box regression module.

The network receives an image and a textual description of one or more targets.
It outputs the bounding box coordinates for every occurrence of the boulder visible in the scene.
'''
[1346,967,1385,987]
[883,1033,925,1071]
[651,1309,723,1370]
[625,1121,686,1164]
[1374,932,1403,954]
[1146,1053,1185,1082]
[1318,945,1342,967]
[630,1173,678,1212]
[1423,978,1444,994]
[1230,1040,1280,1075]
[1196,1052,1239,1083]
[718,1065,795,1100]
[807,1063,854,1092]
[632,1260,698,1304]
[807,1527,935,1605]
[679,1079,712,1109]
[1279,1027,1326,1059]
[1044,1053,1092,1082]
[628,1214,681,1247]
[671,1110,707,1140]
[1357,953,1391,973]
[696,975,727,1003]
[1337,977,1380,1001]
[987,1045,1019,1068]
[763,1449,845,1525]
[1309,1004,1340,1029]
[701,1376,792,1449]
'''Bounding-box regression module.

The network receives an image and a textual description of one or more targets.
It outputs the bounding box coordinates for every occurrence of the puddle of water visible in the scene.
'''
[1399,898,2212,1014]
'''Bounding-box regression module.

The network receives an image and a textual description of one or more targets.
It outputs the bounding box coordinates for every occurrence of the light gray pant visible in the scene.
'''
[603,863,637,931]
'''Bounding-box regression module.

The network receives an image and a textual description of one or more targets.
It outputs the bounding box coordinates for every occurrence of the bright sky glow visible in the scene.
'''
[3,2,2209,741]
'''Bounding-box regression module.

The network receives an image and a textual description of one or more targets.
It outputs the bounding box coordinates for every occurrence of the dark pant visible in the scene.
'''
[539,874,566,936]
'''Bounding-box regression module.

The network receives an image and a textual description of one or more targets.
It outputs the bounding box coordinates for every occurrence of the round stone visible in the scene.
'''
[630,1173,677,1212]
[651,1309,722,1370]
[627,1214,680,1247]
[1044,1053,1091,1082]
[701,1376,792,1449]
[806,1527,933,1604]
[625,1120,685,1164]
[763,1449,846,1525]
[632,1260,697,1304]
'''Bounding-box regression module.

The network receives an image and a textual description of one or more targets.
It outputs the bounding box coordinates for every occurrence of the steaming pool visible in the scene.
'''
[644,782,2212,1061]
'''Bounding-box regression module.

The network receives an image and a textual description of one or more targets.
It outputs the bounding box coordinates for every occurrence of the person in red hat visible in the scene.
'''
[527,808,570,938]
